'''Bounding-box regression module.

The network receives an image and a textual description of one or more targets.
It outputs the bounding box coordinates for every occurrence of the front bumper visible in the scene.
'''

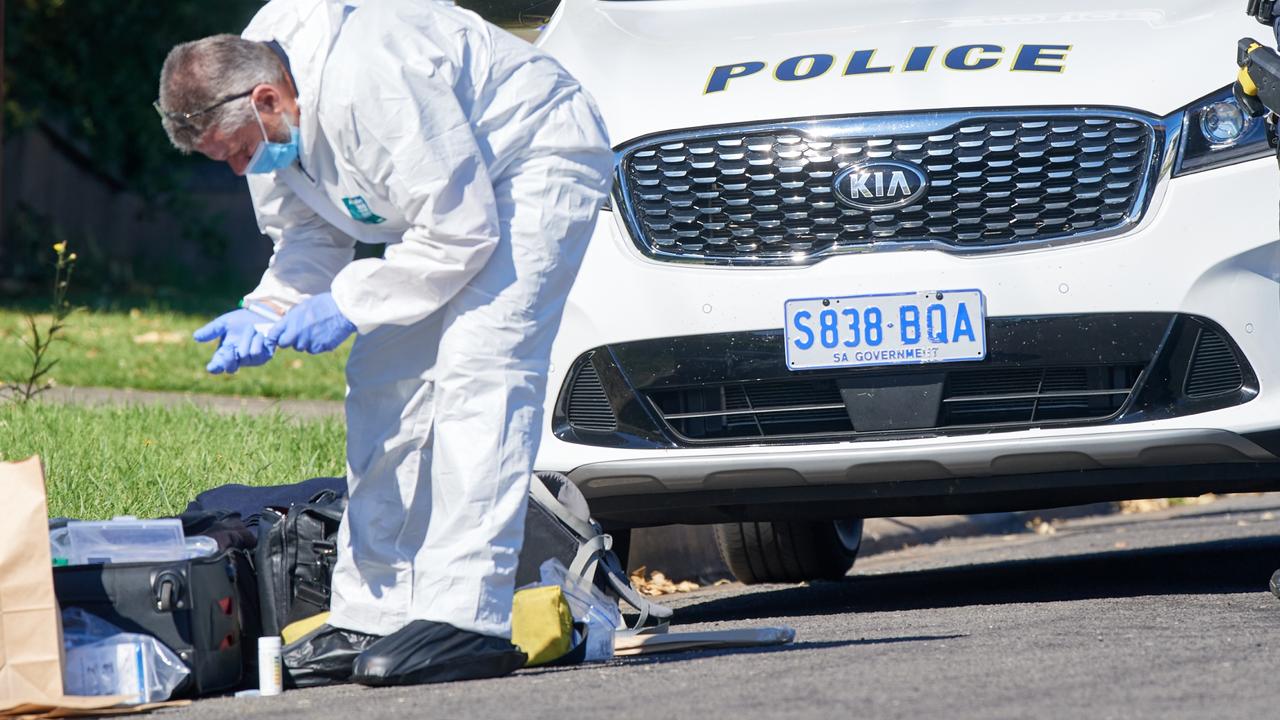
[554,313,1256,447]
[572,428,1277,525]
[535,155,1280,522]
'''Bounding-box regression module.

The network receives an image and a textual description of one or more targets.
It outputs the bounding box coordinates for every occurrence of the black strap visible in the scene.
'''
[530,473,673,631]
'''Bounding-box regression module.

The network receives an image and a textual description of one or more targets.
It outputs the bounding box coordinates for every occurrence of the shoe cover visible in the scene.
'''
[351,620,527,686]
[282,624,381,688]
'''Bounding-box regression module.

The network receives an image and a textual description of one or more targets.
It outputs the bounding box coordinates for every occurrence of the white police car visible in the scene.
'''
[532,0,1280,583]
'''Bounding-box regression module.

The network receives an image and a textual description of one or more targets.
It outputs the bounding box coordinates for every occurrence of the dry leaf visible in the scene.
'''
[1121,494,1219,514]
[1179,493,1218,506]
[629,566,701,597]
[132,331,185,345]
[1026,517,1057,535]
[289,359,305,370]
[1119,498,1170,514]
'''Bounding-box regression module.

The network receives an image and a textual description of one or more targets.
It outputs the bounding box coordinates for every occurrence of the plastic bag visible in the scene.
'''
[540,558,621,662]
[61,607,190,703]
[49,525,72,564]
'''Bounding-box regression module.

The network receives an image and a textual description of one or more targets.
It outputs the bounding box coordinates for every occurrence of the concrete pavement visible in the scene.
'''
[158,492,1280,720]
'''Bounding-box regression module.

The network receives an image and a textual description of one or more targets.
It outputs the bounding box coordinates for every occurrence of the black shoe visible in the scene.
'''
[351,619,527,687]
[282,623,382,688]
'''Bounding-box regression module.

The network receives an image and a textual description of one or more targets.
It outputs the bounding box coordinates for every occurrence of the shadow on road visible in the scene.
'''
[612,635,969,666]
[519,635,968,676]
[676,535,1280,624]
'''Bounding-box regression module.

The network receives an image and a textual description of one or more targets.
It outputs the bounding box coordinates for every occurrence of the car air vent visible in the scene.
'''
[647,364,1144,444]
[941,365,1141,426]
[1184,328,1244,398]
[566,360,618,432]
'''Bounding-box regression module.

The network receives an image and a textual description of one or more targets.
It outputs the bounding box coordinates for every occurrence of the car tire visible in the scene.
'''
[607,527,632,569]
[714,519,863,584]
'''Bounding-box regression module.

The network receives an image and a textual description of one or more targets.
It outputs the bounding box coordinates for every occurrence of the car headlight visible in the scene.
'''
[1173,85,1273,176]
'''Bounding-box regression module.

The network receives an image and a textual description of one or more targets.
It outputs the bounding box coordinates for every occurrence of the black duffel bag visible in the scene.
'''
[254,473,671,638]
[519,472,671,630]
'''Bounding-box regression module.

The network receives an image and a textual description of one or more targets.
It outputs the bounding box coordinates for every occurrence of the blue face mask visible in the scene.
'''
[246,103,299,174]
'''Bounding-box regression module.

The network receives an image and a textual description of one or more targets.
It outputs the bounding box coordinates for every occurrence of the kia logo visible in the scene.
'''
[832,160,929,210]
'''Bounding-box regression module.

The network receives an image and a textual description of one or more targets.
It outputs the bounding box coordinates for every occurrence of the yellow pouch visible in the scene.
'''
[511,585,575,667]
[281,611,331,645]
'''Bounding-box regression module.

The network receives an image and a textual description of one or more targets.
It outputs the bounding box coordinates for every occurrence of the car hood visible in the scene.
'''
[538,0,1261,146]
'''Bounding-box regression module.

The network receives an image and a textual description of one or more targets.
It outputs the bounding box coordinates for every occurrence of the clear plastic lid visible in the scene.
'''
[66,518,186,565]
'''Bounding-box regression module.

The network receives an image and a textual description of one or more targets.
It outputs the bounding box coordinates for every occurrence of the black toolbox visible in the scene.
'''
[53,549,259,697]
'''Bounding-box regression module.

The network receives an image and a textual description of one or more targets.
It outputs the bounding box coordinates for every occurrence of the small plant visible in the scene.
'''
[4,242,77,404]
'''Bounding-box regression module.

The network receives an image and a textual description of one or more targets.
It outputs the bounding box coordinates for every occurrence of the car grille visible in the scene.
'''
[647,364,1145,443]
[617,110,1160,264]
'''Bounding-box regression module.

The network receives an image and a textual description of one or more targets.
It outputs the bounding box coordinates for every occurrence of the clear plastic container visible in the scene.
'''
[67,517,186,565]
[183,535,219,558]
[258,636,283,696]
[539,558,621,662]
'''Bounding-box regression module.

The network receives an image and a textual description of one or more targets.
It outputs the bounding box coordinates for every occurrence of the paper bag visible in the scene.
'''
[0,457,65,705]
[0,457,180,717]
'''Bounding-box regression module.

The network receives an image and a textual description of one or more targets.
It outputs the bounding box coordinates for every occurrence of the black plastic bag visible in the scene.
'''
[351,620,526,686]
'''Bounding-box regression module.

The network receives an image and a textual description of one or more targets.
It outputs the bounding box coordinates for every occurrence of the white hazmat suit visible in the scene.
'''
[239,0,612,638]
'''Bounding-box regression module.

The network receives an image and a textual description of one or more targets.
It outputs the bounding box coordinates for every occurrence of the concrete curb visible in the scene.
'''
[39,386,344,420]
[859,502,1117,557]
[629,502,1120,583]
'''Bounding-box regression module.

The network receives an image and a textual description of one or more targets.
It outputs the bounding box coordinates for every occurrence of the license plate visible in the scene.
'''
[783,289,987,370]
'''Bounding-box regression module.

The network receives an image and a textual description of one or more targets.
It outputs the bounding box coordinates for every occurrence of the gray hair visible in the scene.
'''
[157,34,288,152]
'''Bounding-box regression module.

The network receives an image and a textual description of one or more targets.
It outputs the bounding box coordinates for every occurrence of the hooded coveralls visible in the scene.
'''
[239,0,612,638]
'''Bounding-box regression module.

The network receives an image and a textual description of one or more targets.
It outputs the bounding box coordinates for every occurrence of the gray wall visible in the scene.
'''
[1,126,269,293]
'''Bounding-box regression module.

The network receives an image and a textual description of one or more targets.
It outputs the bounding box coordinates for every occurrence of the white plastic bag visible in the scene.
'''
[61,607,190,704]
[539,558,621,662]
[49,525,72,563]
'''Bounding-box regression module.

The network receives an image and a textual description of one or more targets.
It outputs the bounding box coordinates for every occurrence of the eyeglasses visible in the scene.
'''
[153,88,255,131]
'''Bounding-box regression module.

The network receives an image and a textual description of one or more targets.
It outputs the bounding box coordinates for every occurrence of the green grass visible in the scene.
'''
[0,307,348,401]
[1,403,346,519]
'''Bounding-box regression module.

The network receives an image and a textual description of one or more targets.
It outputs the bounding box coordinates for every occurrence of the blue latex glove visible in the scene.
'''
[267,292,356,355]
[193,308,276,375]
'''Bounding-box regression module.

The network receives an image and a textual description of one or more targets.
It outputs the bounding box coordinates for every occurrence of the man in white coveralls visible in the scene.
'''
[155,0,612,686]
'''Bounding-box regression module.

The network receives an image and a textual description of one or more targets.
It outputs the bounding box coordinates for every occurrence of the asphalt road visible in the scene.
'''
[161,494,1280,720]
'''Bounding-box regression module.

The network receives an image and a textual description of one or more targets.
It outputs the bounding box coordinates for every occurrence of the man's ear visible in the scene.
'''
[251,84,280,114]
